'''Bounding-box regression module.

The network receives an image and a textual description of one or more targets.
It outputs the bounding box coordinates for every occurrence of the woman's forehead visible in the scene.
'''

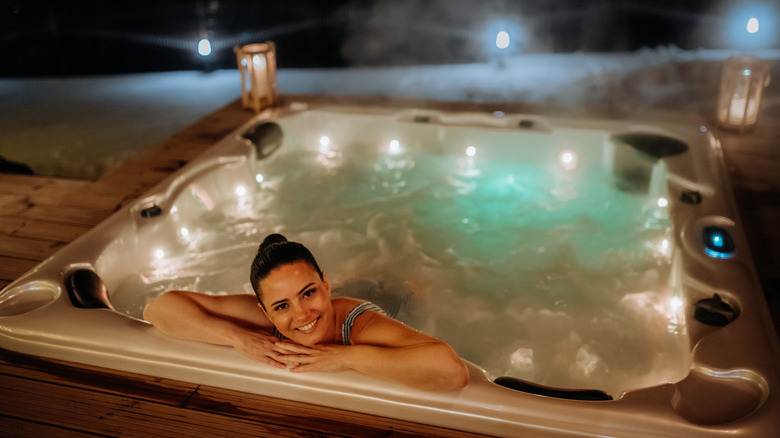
[261,261,320,291]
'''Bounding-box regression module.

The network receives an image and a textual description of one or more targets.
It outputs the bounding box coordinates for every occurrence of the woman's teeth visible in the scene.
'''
[297,319,317,332]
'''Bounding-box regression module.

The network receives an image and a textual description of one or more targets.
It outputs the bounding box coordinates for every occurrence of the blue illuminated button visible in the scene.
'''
[703,227,735,259]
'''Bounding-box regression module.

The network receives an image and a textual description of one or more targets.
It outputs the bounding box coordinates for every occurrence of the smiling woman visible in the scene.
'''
[142,233,470,392]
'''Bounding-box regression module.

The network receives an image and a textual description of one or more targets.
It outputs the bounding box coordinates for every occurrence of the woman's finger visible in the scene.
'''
[274,342,313,354]
[261,355,288,368]
[288,362,316,373]
[265,350,300,366]
[279,353,317,364]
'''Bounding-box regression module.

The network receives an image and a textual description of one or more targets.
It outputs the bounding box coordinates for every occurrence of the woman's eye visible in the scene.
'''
[302,288,315,299]
[274,303,288,312]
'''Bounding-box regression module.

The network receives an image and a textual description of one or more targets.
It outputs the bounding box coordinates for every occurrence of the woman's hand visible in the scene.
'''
[273,342,350,373]
[233,332,299,369]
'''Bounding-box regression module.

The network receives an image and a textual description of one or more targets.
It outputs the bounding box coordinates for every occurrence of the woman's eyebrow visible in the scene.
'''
[297,283,315,296]
[270,298,288,308]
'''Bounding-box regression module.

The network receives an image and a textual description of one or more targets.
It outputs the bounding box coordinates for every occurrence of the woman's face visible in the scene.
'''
[258,260,335,346]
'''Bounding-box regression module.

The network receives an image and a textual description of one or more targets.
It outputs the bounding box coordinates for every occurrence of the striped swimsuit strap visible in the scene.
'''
[341,302,386,346]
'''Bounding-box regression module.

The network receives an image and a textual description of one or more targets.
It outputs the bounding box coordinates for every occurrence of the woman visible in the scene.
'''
[143,234,469,392]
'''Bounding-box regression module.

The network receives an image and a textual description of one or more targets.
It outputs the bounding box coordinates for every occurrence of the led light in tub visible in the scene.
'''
[387,139,403,155]
[558,149,579,171]
[319,135,331,154]
[457,146,480,178]
[654,237,672,258]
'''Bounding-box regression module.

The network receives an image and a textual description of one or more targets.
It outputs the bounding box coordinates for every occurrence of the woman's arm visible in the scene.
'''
[274,312,469,391]
[143,291,293,368]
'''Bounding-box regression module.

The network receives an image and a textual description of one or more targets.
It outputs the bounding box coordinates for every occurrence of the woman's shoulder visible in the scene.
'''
[331,297,366,314]
[332,297,388,314]
[332,297,390,324]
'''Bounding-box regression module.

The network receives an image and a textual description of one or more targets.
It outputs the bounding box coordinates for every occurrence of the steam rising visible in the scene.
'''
[336,0,777,66]
[336,0,633,66]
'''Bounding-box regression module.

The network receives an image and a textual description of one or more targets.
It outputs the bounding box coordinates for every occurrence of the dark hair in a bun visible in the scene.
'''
[249,233,323,308]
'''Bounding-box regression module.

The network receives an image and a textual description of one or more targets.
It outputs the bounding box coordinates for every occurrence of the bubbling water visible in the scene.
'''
[112,143,688,397]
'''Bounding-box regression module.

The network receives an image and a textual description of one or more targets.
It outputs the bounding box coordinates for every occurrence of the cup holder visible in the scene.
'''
[672,367,767,425]
[0,281,60,317]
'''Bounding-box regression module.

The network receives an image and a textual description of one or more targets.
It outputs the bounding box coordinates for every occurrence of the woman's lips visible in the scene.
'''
[295,317,318,334]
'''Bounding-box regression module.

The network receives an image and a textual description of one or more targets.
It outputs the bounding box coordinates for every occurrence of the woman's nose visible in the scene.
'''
[292,303,311,321]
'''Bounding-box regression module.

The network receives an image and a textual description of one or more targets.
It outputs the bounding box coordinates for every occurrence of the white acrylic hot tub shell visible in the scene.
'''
[1,103,779,437]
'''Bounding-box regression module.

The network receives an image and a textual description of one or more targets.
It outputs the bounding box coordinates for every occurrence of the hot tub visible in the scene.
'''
[1,102,779,437]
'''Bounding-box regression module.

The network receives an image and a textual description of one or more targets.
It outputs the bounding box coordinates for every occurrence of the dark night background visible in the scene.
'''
[2,0,770,77]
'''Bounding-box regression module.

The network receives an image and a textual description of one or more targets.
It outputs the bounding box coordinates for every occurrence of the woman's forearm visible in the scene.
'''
[143,291,252,347]
[144,291,290,367]
[275,311,471,391]
[340,342,469,391]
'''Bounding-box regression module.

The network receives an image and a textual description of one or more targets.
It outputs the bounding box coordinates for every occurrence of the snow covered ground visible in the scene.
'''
[1,47,778,180]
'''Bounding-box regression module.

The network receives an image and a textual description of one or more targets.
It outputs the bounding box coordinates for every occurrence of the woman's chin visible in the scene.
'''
[291,333,320,346]
[285,328,322,346]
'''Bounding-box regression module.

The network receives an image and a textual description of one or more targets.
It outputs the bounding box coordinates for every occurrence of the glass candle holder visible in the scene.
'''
[234,42,278,112]
[717,55,771,132]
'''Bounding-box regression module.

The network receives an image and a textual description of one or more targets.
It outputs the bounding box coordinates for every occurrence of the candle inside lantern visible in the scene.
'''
[720,96,759,126]
[251,54,269,100]
[234,42,278,112]
[717,56,771,132]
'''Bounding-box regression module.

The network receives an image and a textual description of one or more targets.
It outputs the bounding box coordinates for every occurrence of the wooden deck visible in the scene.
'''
[1,95,779,437]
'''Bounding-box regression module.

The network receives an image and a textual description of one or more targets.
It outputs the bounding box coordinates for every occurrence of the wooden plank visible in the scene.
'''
[9,203,112,228]
[0,375,351,438]
[0,174,89,197]
[0,185,117,228]
[0,349,486,438]
[727,165,780,194]
[0,216,93,243]
[0,175,116,221]
[0,217,26,234]
[0,191,34,217]
[720,135,780,194]
[0,349,486,437]
[0,234,67,261]
[0,180,119,223]
[0,182,98,208]
[0,416,101,438]
[188,386,488,438]
[0,349,195,407]
[717,122,780,156]
[0,255,40,283]
[734,201,780,282]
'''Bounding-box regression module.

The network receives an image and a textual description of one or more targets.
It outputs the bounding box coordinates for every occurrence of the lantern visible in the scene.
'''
[717,55,771,132]
[234,42,278,112]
